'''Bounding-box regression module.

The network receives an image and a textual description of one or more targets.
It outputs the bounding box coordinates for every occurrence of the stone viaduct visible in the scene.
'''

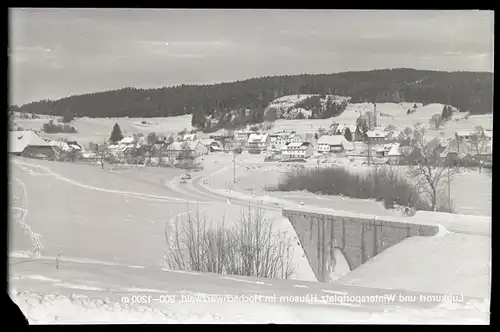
[283,207,491,283]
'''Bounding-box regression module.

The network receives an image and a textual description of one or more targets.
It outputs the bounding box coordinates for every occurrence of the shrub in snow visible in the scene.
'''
[267,165,432,211]
[164,205,295,280]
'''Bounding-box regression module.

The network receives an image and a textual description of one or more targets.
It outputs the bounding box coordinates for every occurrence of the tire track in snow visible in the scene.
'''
[13,160,208,205]
[11,178,44,260]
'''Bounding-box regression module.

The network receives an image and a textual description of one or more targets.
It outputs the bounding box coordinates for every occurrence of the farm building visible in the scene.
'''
[9,130,60,159]
[316,135,352,153]
[281,142,314,159]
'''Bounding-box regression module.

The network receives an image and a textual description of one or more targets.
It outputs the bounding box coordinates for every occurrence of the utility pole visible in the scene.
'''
[447,164,451,212]
[232,152,236,183]
[373,103,377,129]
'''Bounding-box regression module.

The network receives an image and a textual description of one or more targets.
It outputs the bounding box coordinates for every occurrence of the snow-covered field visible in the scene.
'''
[271,102,493,139]
[337,232,491,299]
[14,114,193,148]
[8,155,491,323]
[9,254,490,324]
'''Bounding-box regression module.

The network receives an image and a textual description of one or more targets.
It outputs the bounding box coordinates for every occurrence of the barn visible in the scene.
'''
[9,130,60,160]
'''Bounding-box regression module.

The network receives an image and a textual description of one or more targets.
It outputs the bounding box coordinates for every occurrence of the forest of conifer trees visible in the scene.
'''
[10,68,493,131]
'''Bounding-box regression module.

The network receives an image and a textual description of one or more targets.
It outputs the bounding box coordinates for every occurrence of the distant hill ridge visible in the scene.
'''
[10,68,493,131]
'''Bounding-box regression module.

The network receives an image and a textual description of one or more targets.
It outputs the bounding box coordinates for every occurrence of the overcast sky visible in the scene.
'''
[9,9,494,106]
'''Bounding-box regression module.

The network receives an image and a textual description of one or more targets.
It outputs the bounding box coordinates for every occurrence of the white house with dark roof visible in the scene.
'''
[316,135,352,153]
[281,142,314,159]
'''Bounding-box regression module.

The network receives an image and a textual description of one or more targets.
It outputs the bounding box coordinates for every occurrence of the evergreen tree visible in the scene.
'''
[110,123,124,143]
[147,132,158,145]
[344,128,353,142]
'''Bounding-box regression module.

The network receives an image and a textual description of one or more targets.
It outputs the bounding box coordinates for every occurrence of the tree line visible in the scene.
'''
[10,68,493,130]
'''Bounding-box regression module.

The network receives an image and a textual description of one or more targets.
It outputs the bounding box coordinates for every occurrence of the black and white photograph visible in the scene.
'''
[8,8,492,324]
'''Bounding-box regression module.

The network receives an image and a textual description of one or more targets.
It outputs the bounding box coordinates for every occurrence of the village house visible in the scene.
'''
[386,129,406,141]
[316,135,353,154]
[281,142,314,159]
[455,130,475,141]
[270,130,302,150]
[49,140,83,153]
[366,129,393,145]
[374,143,399,158]
[182,134,198,142]
[483,129,493,141]
[386,143,406,165]
[234,130,254,142]
[441,138,492,166]
[166,141,208,162]
[208,129,234,140]
[150,140,170,157]
[199,139,223,152]
[247,133,269,151]
[9,130,60,159]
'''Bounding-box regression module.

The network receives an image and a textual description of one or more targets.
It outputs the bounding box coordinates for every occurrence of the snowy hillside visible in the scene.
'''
[9,254,490,324]
[264,94,352,120]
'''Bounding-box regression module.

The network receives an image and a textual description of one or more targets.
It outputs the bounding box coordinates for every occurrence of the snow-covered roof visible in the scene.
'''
[120,137,135,144]
[440,141,473,158]
[388,130,404,139]
[9,131,51,154]
[317,135,346,146]
[182,134,197,141]
[199,139,219,147]
[483,130,493,139]
[248,133,268,143]
[387,143,403,157]
[168,141,201,151]
[455,130,474,137]
[366,130,390,138]
[284,142,311,149]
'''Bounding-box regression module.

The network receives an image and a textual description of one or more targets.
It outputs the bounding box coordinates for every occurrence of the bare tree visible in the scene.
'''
[96,143,109,169]
[470,126,489,155]
[384,124,397,132]
[403,126,413,138]
[470,126,489,172]
[219,136,228,151]
[404,127,460,211]
[364,111,376,130]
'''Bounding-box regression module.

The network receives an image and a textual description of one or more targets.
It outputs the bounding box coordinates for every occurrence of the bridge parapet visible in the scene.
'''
[283,208,441,283]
